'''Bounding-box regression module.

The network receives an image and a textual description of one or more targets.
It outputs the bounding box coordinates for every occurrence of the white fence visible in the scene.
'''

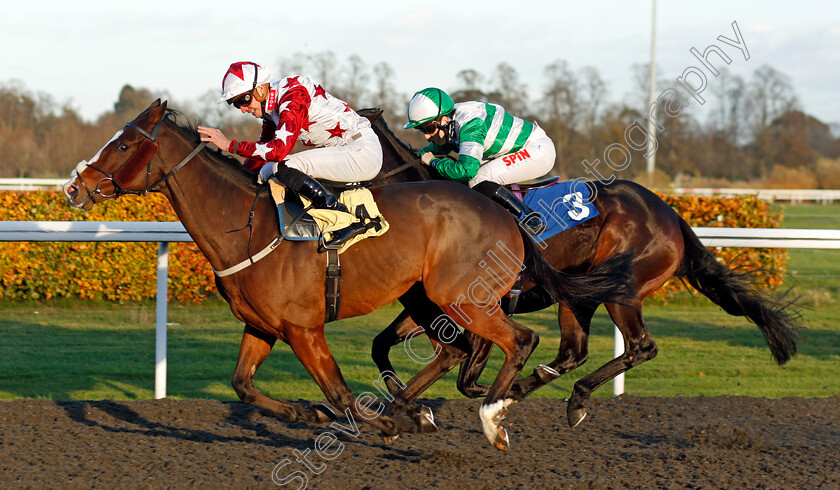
[672,188,840,204]
[0,178,66,190]
[1,221,839,399]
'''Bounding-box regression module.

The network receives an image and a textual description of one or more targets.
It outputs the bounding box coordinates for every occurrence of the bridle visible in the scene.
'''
[72,113,207,204]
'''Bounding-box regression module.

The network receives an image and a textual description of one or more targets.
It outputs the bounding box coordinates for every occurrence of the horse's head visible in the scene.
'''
[63,99,168,210]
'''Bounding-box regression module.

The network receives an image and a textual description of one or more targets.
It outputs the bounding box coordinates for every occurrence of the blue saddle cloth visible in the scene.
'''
[510,177,599,243]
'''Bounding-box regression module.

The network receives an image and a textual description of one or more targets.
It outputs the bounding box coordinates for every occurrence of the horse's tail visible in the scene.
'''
[518,227,636,311]
[675,217,800,365]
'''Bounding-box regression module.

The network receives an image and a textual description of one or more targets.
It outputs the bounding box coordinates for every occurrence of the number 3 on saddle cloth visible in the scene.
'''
[267,178,390,254]
[509,177,600,243]
[501,177,600,315]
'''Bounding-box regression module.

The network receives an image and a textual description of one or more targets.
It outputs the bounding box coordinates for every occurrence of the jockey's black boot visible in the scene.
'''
[473,181,546,235]
[319,220,372,251]
[294,176,350,214]
[274,166,350,214]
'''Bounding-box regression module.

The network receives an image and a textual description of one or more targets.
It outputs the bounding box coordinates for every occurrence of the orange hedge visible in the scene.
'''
[654,192,786,297]
[0,191,215,302]
[0,190,785,302]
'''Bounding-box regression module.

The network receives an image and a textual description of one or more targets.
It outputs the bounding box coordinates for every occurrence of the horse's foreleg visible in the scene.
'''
[507,302,596,400]
[232,324,335,423]
[566,302,656,428]
[443,303,539,452]
[284,324,425,438]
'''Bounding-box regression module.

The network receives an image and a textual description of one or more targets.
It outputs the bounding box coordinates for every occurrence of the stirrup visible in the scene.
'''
[318,222,369,252]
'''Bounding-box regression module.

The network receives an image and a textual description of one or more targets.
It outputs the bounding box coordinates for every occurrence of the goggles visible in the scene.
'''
[416,121,440,135]
[229,91,253,109]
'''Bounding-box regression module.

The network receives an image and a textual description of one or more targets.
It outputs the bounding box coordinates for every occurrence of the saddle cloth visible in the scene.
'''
[509,177,599,243]
[268,179,390,254]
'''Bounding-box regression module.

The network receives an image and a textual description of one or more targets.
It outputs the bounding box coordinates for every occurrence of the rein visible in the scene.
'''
[371,157,422,183]
[79,117,207,201]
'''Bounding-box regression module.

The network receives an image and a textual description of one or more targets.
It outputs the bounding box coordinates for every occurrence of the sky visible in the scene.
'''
[1,0,838,127]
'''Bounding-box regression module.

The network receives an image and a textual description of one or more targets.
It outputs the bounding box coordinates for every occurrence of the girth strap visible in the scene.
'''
[324,249,341,323]
[503,276,523,316]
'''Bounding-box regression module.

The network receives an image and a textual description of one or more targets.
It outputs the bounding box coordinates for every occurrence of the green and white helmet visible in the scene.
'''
[404,87,455,129]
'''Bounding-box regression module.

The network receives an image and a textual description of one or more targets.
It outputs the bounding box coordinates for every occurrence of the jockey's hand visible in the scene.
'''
[257,161,280,184]
[421,152,435,166]
[197,126,232,152]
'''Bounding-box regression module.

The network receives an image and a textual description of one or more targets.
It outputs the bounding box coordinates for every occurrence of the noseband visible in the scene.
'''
[75,115,207,202]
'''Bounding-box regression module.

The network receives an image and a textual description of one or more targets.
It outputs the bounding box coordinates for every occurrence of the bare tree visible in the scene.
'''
[371,61,402,121]
[342,54,369,108]
[542,59,581,130]
[451,68,485,102]
[746,65,799,135]
[487,62,529,116]
[579,66,607,136]
[307,51,340,90]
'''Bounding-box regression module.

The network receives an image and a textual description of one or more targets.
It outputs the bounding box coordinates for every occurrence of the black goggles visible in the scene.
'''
[229,91,253,109]
[416,121,439,135]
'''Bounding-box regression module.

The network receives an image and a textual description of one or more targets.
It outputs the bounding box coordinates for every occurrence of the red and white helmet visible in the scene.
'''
[219,61,271,103]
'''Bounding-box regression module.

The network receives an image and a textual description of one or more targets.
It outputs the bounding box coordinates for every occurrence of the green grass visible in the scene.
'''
[1,293,837,401]
[1,203,837,402]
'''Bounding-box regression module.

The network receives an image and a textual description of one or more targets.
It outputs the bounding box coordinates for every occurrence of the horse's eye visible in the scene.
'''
[117,143,129,152]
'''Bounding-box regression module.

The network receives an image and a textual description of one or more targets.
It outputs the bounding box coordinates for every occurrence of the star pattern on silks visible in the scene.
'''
[274,123,294,144]
[252,142,272,159]
[300,139,316,147]
[326,122,346,139]
[300,117,313,131]
[342,103,352,112]
[276,100,291,114]
[282,76,301,88]
[313,84,327,99]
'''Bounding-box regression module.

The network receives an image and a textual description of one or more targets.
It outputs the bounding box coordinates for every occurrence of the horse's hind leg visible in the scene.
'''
[507,301,597,401]
[566,302,657,428]
[385,286,472,417]
[232,324,335,423]
[370,309,415,396]
[455,330,495,399]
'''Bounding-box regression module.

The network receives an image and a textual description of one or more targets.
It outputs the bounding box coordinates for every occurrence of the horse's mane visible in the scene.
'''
[162,108,256,184]
[357,108,419,164]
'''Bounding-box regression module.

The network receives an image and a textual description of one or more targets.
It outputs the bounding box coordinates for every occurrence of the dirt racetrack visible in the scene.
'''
[1,395,838,488]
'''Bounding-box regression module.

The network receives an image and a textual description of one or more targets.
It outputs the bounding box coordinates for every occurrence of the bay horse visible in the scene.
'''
[62,100,635,451]
[361,108,801,428]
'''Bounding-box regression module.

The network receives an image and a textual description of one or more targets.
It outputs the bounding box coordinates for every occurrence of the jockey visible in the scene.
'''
[198,61,382,245]
[405,87,555,234]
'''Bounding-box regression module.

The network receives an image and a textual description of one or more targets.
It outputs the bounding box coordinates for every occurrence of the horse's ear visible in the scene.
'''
[161,100,168,112]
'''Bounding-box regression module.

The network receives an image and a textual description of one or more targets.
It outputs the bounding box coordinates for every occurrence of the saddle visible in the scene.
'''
[268,179,389,254]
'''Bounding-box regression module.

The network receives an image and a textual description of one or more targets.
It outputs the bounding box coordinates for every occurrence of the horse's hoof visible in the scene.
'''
[417,405,437,433]
[382,433,400,445]
[313,403,337,422]
[535,364,561,383]
[567,407,587,428]
[492,426,510,452]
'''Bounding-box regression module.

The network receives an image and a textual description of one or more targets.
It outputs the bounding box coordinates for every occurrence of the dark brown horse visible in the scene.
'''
[62,100,635,451]
[362,108,801,428]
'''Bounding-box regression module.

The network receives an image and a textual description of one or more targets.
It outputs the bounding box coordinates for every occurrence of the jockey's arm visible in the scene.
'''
[228,85,312,171]
[422,118,485,183]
